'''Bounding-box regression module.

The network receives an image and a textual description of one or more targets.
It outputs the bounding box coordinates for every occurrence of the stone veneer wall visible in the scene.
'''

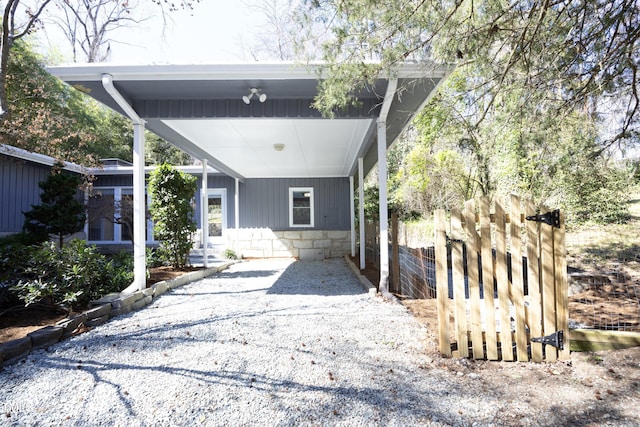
[227,229,351,259]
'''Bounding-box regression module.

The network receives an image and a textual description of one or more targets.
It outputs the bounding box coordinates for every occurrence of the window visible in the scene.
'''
[289,187,314,227]
[87,187,153,243]
[88,189,115,241]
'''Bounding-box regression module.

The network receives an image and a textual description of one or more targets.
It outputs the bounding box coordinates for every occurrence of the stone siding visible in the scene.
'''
[226,228,351,259]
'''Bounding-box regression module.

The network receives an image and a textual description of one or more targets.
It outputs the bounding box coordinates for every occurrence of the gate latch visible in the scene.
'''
[531,330,564,350]
[526,209,560,228]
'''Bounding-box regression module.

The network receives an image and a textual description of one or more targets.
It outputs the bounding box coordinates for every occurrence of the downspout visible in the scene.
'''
[377,78,398,297]
[235,178,240,256]
[102,74,147,292]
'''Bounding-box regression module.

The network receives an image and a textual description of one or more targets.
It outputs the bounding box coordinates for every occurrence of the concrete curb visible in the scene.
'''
[0,260,238,367]
[343,255,377,296]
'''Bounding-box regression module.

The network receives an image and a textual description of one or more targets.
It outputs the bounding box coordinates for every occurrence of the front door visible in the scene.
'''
[207,189,226,242]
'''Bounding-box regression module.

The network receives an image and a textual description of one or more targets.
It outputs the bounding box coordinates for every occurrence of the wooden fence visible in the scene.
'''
[434,195,570,362]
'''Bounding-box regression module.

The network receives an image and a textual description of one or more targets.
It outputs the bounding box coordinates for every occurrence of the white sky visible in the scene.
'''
[39,1,267,64]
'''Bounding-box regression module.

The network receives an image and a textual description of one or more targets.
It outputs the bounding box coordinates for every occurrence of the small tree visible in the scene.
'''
[148,163,197,269]
[23,162,86,247]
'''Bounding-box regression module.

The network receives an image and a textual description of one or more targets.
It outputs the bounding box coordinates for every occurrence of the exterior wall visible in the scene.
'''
[239,177,350,230]
[226,228,351,259]
[0,154,86,240]
[2,148,354,259]
[0,155,51,236]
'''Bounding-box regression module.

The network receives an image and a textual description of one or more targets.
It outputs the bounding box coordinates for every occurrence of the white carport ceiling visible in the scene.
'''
[163,118,373,178]
[47,62,452,181]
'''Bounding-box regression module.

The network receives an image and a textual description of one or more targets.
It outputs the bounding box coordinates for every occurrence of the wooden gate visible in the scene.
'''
[434,195,569,362]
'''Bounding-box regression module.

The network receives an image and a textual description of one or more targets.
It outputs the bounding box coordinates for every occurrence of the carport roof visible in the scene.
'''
[48,62,451,181]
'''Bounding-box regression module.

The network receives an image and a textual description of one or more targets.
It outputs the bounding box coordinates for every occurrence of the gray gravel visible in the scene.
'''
[1,258,521,426]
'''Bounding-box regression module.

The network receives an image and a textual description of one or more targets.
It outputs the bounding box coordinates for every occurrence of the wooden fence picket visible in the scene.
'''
[451,208,469,357]
[464,199,484,359]
[494,201,514,361]
[510,195,529,361]
[525,199,544,362]
[480,197,498,360]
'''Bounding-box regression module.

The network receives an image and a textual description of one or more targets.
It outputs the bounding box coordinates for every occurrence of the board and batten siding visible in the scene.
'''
[0,156,51,235]
[239,177,350,230]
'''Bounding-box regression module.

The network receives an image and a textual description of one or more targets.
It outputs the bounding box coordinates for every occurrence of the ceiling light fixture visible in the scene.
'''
[242,87,267,104]
[273,143,285,151]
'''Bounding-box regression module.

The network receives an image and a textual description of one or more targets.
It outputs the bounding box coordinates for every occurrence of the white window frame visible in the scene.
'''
[289,187,314,228]
[86,186,156,244]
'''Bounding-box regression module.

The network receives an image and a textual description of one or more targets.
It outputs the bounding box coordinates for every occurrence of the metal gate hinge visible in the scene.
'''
[526,209,560,228]
[531,330,564,350]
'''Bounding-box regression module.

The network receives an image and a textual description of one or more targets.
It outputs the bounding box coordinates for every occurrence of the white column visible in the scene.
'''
[133,123,146,291]
[201,159,209,268]
[350,176,356,257]
[358,157,365,270]
[235,178,240,255]
[377,119,390,294]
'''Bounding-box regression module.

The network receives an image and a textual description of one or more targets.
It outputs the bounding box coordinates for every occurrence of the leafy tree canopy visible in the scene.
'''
[298,0,639,149]
[0,39,132,165]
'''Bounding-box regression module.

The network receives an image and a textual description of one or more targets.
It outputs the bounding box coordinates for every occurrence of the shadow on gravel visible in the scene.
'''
[215,269,282,279]
[34,356,445,423]
[266,259,365,296]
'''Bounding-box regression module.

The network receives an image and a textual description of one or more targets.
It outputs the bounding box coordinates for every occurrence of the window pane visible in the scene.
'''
[120,189,134,241]
[88,189,114,241]
[292,190,311,226]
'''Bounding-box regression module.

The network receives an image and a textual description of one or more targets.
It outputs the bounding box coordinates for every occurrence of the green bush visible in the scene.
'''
[146,246,167,268]
[222,249,238,260]
[7,240,133,312]
[148,164,197,268]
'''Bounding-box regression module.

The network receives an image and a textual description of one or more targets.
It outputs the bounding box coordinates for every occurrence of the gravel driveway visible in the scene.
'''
[1,258,637,426]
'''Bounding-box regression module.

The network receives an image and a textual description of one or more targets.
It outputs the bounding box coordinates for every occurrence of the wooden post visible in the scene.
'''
[541,216,558,361]
[391,212,400,295]
[555,210,570,360]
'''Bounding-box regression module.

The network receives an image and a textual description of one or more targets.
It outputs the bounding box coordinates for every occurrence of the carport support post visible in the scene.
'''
[358,157,365,270]
[201,159,209,268]
[133,122,146,291]
[377,119,390,295]
[350,176,356,257]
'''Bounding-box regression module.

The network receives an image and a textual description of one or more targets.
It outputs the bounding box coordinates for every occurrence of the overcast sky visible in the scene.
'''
[39,1,267,64]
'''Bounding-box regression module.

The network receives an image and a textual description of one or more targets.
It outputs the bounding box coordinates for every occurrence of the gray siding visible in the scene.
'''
[239,178,350,230]
[0,156,50,234]
[90,175,133,187]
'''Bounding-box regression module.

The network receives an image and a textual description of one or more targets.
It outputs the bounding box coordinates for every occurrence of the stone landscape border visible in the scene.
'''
[0,261,236,367]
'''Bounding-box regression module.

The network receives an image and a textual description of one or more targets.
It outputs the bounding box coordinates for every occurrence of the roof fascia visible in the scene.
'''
[0,144,86,174]
[48,61,452,83]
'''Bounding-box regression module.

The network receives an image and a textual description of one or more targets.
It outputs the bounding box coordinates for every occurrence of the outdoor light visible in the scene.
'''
[242,88,267,104]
